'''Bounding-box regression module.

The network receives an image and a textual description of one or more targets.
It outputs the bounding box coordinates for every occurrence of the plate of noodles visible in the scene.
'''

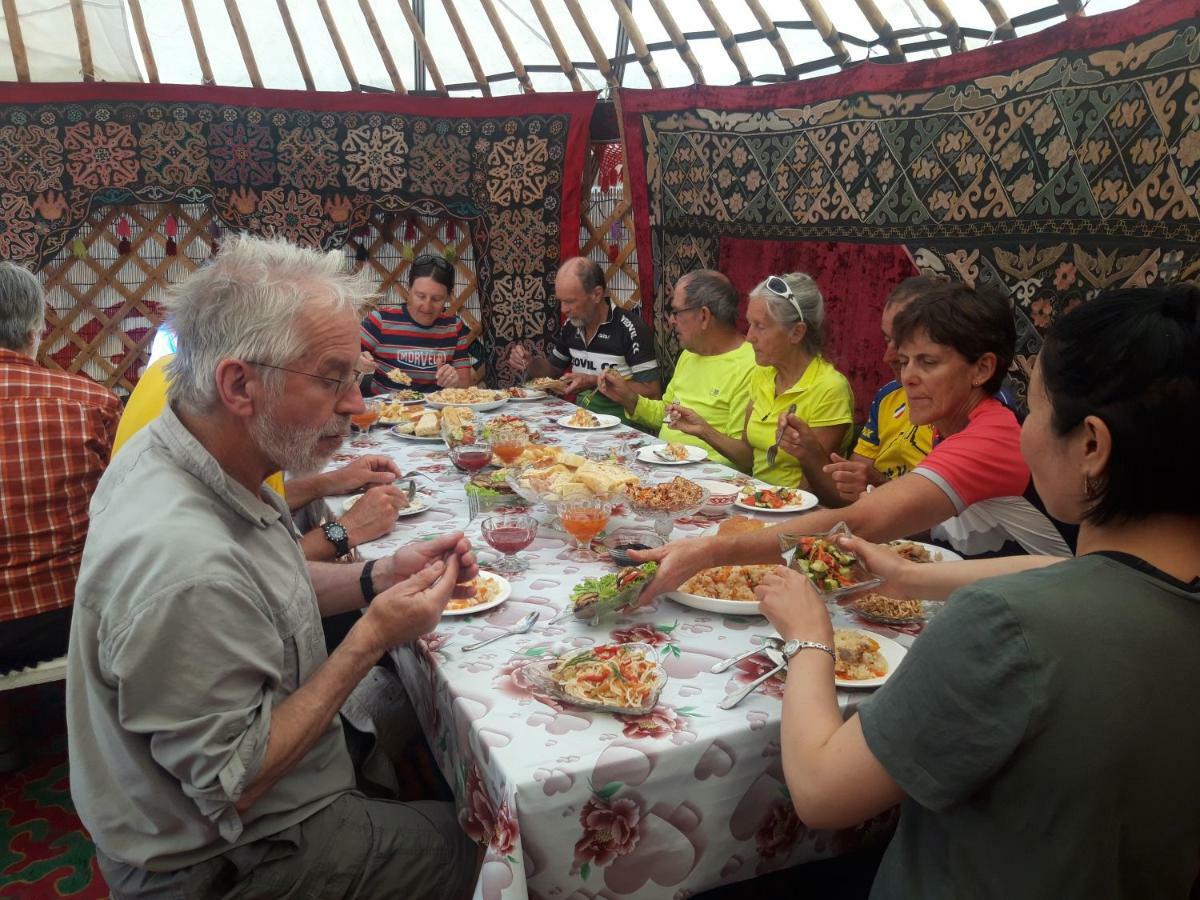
[523,642,667,714]
[833,629,906,689]
[846,591,933,626]
[443,571,511,616]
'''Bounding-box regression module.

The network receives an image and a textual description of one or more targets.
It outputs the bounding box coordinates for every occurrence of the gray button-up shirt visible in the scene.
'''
[67,405,355,871]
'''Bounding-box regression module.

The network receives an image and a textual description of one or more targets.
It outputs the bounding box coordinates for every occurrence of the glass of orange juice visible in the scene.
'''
[491,424,528,466]
[557,497,611,561]
[350,399,383,445]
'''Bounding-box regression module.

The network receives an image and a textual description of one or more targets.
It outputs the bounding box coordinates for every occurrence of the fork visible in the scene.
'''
[462,612,540,651]
[718,647,787,709]
[710,636,783,674]
[765,403,797,467]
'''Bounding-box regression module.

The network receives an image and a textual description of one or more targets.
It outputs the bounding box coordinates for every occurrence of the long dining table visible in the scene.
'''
[327,394,914,900]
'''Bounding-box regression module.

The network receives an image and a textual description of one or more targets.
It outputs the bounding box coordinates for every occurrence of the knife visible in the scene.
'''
[765,403,797,467]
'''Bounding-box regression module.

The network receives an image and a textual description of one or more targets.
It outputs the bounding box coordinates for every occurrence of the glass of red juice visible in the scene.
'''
[480,513,537,574]
[449,439,492,476]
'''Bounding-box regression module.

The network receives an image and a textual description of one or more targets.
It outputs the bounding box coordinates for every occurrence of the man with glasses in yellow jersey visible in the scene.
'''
[597,269,754,466]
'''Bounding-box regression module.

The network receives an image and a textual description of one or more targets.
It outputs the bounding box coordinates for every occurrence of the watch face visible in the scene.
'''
[782,639,801,658]
[325,522,348,541]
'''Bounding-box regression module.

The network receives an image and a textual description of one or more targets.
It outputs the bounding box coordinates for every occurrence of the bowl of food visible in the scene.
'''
[522,642,667,715]
[693,480,741,516]
[779,522,883,599]
[845,591,931,626]
[623,477,709,538]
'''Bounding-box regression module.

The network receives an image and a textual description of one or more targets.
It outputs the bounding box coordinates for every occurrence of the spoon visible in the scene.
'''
[718,647,787,709]
[461,611,540,652]
[710,636,783,674]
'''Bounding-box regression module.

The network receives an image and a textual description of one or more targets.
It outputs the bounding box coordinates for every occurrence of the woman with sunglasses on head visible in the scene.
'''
[748,285,1200,900]
[635,282,1075,600]
[668,272,854,485]
[360,253,473,393]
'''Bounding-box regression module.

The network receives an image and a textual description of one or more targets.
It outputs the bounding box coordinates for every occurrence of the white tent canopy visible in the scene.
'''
[1,0,1137,95]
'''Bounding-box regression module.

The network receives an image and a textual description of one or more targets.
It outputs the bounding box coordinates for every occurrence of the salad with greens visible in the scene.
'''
[570,562,658,622]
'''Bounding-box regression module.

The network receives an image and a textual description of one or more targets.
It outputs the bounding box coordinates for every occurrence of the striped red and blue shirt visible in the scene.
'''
[361,305,472,393]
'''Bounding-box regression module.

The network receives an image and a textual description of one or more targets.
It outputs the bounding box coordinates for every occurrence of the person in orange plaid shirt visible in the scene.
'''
[0,262,120,675]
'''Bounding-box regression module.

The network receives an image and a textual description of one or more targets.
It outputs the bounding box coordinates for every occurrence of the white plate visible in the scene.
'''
[734,488,819,513]
[833,630,907,689]
[426,398,508,412]
[506,389,548,401]
[889,540,963,563]
[668,590,763,616]
[342,493,428,518]
[638,444,707,465]
[390,425,442,441]
[557,412,621,430]
[442,571,512,617]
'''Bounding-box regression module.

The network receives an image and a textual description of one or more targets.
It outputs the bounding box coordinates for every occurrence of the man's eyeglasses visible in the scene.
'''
[666,305,703,321]
[247,361,360,398]
[765,275,805,325]
[411,253,454,273]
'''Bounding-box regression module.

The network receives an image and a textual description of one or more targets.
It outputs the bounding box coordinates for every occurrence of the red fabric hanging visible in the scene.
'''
[598,142,623,192]
[718,238,919,420]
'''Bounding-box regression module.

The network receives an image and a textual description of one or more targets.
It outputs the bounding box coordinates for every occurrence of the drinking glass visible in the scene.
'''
[557,497,612,562]
[449,438,493,478]
[491,424,528,467]
[480,513,537,574]
[350,399,383,446]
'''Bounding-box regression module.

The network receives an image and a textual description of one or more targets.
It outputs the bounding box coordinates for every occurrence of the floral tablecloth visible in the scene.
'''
[329,398,907,899]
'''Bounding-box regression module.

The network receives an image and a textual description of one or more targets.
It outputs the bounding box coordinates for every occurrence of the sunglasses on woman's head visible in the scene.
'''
[412,253,454,273]
[765,275,804,324]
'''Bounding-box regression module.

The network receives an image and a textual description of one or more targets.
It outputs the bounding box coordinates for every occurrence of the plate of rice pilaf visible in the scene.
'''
[669,564,777,614]
[833,629,906,688]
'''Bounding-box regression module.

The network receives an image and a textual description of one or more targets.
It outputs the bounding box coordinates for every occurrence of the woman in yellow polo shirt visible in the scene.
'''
[671,272,854,487]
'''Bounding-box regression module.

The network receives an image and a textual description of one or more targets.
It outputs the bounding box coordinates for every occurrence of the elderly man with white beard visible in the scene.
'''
[66,235,480,899]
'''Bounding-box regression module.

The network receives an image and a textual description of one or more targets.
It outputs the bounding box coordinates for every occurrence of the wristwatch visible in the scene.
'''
[321,521,351,558]
[780,638,836,664]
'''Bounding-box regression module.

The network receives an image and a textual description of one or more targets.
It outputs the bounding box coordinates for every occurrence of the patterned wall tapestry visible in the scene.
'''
[619,0,1200,408]
[0,83,595,383]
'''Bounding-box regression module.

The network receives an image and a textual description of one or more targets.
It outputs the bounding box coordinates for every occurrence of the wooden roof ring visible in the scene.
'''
[562,0,618,87]
[275,0,315,91]
[798,0,851,65]
[316,0,360,90]
[358,0,405,93]
[393,0,447,94]
[223,0,263,88]
[126,0,159,82]
[922,0,966,52]
[479,0,535,93]
[528,0,582,90]
[696,0,752,84]
[441,0,492,96]
[745,0,795,75]
[978,0,1017,41]
[609,0,662,88]
[68,0,94,81]
[853,0,905,59]
[180,0,215,84]
[643,0,705,84]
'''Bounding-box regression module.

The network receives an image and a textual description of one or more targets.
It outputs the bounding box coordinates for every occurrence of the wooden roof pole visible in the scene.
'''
[853,0,905,59]
[68,0,94,81]
[644,0,705,84]
[1,0,28,81]
[744,0,795,75]
[696,0,752,83]
[127,0,159,82]
[316,0,360,90]
[528,0,582,90]
[562,0,618,87]
[180,0,215,84]
[223,0,263,88]
[441,0,492,96]
[797,0,851,64]
[393,0,447,94]
[478,0,534,93]
[357,0,405,92]
[609,0,662,88]
[921,0,965,52]
[1058,0,1084,16]
[275,0,315,90]
[977,0,1017,40]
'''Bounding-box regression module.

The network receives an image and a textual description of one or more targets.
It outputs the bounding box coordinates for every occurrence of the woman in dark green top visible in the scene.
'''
[752,285,1200,899]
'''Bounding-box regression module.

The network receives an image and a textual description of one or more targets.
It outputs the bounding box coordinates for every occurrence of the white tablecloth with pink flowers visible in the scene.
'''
[329,397,912,900]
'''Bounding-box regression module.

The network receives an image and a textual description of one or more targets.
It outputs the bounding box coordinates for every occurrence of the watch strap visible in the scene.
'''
[785,640,835,664]
[360,559,378,604]
[321,521,350,557]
